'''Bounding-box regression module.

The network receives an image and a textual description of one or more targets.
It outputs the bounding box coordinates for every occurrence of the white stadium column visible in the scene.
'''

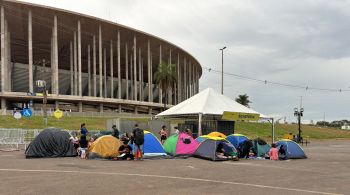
[70,41,73,95]
[1,6,5,94]
[183,57,186,100]
[104,48,107,98]
[73,31,77,95]
[78,20,82,97]
[159,45,162,104]
[133,36,137,101]
[110,40,113,98]
[53,15,59,95]
[93,35,96,97]
[139,47,142,101]
[99,25,103,98]
[177,53,180,103]
[125,43,129,100]
[28,10,33,94]
[150,51,153,102]
[88,45,91,96]
[147,40,151,102]
[117,30,121,99]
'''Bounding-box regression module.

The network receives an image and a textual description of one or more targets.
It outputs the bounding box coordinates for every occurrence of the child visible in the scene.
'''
[88,137,94,148]
[269,143,279,160]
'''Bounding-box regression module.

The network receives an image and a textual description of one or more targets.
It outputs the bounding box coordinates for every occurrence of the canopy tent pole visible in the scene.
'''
[198,113,203,136]
[271,117,275,143]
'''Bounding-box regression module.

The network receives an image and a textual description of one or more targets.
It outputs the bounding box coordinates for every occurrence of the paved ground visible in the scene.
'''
[0,140,349,195]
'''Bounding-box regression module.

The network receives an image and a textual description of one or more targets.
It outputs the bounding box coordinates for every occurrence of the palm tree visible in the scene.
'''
[235,94,251,108]
[154,61,177,109]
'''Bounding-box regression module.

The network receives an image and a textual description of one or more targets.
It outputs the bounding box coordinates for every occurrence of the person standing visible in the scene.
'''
[80,123,88,136]
[111,125,119,139]
[132,124,144,160]
[159,125,168,144]
[174,126,179,134]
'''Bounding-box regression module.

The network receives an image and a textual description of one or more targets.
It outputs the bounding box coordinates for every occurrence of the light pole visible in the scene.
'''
[219,46,226,94]
[36,80,47,125]
[294,107,304,143]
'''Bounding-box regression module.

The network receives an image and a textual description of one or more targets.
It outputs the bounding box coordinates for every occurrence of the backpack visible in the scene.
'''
[133,128,144,145]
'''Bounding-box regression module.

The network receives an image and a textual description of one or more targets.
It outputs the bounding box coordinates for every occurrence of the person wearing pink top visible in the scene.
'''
[269,143,279,160]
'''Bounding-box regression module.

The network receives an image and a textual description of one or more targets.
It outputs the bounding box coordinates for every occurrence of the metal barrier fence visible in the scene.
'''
[0,128,105,151]
[0,128,42,150]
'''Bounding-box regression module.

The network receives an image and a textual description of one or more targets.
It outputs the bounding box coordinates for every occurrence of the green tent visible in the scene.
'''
[163,134,178,155]
[252,138,270,157]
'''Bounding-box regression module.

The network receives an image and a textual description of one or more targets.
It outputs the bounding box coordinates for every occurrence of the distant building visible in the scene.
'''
[0,0,202,114]
[341,125,350,130]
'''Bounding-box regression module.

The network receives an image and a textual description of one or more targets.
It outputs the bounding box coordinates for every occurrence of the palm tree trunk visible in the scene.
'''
[163,92,167,110]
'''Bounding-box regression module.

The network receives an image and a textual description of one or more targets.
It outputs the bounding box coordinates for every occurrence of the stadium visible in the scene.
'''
[0,0,202,114]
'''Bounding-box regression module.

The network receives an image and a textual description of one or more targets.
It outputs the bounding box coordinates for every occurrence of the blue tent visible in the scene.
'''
[226,134,249,149]
[134,131,166,158]
[276,139,307,159]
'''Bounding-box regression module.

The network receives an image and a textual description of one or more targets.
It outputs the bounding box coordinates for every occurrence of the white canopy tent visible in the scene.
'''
[156,88,263,136]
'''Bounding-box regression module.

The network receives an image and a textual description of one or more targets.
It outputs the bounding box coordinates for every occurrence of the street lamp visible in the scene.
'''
[219,46,226,94]
[294,107,304,143]
[36,80,47,125]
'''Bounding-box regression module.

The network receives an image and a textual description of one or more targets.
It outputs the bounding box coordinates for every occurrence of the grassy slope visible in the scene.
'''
[1,115,350,140]
[235,121,350,140]
[0,116,112,130]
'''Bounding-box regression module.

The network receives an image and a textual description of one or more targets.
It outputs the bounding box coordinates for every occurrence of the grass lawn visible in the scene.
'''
[235,121,350,140]
[0,116,113,130]
[1,115,350,140]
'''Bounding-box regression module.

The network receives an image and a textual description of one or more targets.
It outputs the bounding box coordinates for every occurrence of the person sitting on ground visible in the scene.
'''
[88,137,94,148]
[80,123,89,136]
[269,143,279,160]
[111,125,119,139]
[78,135,88,159]
[159,125,168,144]
[216,143,234,159]
[118,141,134,160]
[278,144,287,160]
[70,132,79,150]
[132,124,144,160]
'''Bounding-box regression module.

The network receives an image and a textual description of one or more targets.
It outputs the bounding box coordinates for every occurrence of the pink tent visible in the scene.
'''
[163,132,199,156]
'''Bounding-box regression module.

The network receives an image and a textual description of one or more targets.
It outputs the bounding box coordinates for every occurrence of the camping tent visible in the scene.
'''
[194,137,237,161]
[195,135,212,143]
[163,132,199,156]
[156,88,262,136]
[207,132,227,138]
[252,138,270,157]
[89,135,121,159]
[25,128,77,158]
[226,134,249,149]
[141,131,167,158]
[276,139,307,159]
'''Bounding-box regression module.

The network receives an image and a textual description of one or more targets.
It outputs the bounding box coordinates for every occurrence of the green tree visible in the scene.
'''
[235,94,252,107]
[154,61,177,109]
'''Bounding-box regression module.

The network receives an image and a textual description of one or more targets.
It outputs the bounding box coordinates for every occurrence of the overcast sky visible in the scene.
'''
[21,0,350,123]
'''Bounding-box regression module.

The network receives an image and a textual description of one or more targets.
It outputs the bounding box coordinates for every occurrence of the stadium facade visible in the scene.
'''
[0,0,202,114]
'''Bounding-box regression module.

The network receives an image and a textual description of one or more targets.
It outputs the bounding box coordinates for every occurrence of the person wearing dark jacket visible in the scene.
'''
[78,135,88,158]
[112,125,119,139]
[132,124,144,160]
[279,145,287,160]
[240,140,253,159]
